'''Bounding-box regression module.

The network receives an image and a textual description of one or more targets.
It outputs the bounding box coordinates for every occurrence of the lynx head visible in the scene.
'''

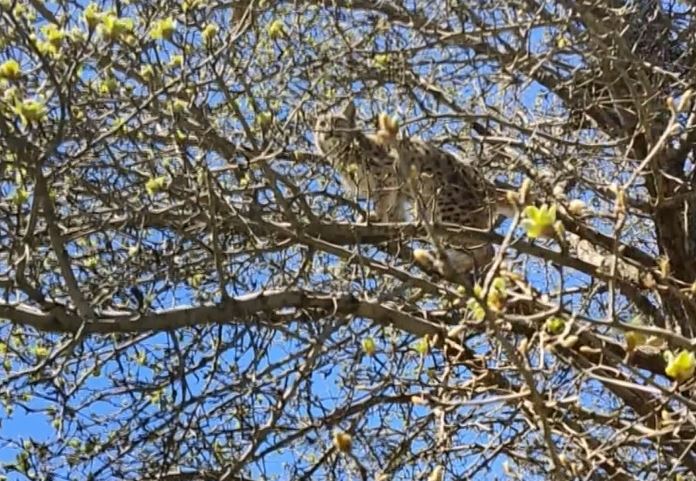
[313,101,358,162]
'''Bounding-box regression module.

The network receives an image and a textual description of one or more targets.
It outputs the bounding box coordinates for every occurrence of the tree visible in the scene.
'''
[0,0,695,479]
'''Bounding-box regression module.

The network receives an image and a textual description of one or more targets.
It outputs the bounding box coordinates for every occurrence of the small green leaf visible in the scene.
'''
[140,65,155,81]
[145,176,168,196]
[256,111,272,127]
[545,317,565,335]
[624,316,646,352]
[34,345,49,358]
[267,20,284,39]
[84,256,98,269]
[487,277,507,311]
[170,98,187,113]
[10,187,29,206]
[361,337,377,356]
[189,273,203,287]
[169,55,184,68]
[373,53,390,68]
[413,335,430,355]
[182,0,203,13]
[99,77,119,95]
[466,297,485,321]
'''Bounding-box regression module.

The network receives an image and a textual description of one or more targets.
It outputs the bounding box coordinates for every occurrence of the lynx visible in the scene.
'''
[313,101,510,276]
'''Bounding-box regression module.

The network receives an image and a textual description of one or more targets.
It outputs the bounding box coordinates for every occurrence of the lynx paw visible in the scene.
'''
[413,247,494,277]
[368,211,383,222]
[413,249,438,271]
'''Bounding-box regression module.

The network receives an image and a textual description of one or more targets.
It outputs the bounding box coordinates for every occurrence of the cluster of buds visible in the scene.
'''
[375,112,399,145]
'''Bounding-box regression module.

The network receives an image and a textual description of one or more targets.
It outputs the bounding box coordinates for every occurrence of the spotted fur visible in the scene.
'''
[313,101,508,275]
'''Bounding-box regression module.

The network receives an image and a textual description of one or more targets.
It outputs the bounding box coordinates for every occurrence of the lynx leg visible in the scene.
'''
[444,244,495,274]
[371,189,402,222]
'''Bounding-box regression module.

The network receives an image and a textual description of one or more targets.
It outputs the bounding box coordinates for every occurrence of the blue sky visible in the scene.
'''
[0,1,674,480]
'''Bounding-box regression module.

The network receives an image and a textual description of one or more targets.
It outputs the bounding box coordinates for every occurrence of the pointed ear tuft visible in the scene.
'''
[341,101,356,125]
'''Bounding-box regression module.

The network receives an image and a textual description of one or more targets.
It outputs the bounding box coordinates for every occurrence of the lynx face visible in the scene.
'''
[313,102,404,221]
[313,103,358,166]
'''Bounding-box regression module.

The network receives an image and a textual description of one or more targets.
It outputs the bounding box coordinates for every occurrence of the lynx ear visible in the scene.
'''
[341,101,356,125]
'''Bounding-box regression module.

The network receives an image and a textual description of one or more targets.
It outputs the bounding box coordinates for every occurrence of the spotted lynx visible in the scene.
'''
[314,101,509,275]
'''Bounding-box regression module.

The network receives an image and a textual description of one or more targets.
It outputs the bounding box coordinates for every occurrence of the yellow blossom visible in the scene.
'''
[150,17,177,40]
[41,24,64,47]
[84,3,102,29]
[99,13,134,41]
[0,59,20,80]
[665,350,696,382]
[202,23,218,44]
[521,204,557,239]
[13,98,46,124]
